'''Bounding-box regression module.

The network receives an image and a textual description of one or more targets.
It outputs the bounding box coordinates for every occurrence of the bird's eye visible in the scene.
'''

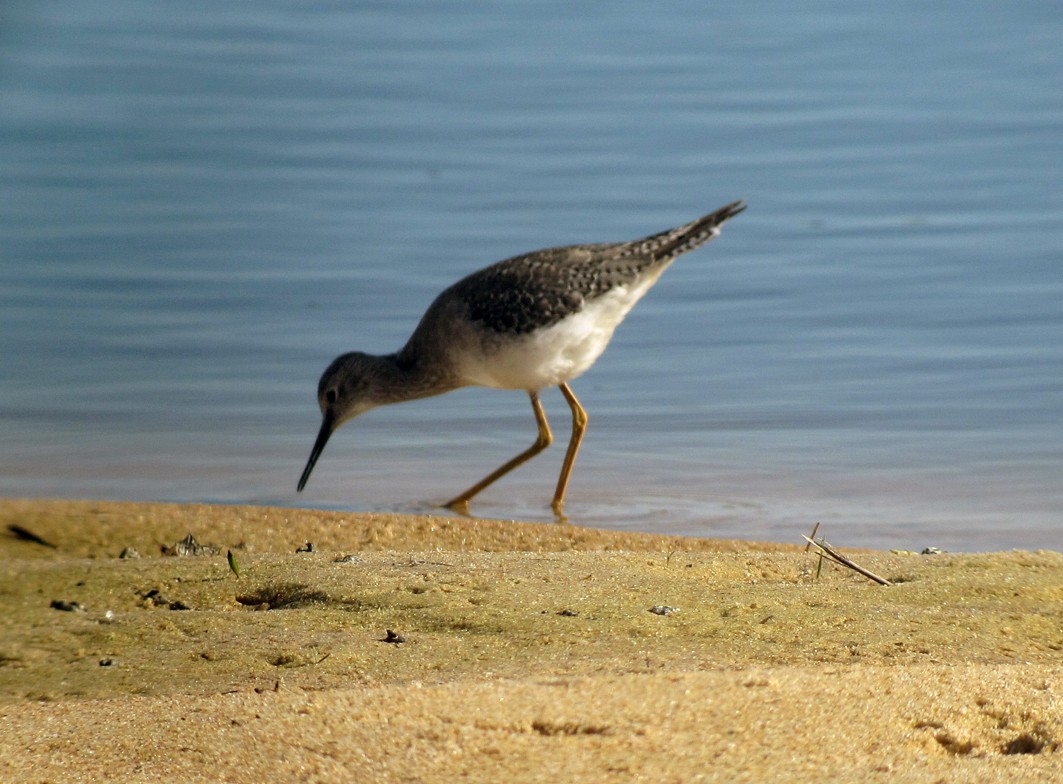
[325,388,338,404]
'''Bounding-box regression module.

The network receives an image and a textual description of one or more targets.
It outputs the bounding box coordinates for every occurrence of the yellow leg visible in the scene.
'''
[443,391,553,513]
[551,382,588,518]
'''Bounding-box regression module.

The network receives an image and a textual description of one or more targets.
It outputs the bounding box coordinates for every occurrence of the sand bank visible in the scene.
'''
[1,499,1059,782]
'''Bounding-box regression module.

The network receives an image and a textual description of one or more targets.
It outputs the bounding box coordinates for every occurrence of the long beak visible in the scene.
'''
[297,413,335,492]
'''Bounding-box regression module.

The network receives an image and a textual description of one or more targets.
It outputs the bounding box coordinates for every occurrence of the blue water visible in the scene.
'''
[2,1,1061,551]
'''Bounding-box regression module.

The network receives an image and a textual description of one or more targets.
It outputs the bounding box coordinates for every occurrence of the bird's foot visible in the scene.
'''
[442,497,472,517]
[551,499,568,523]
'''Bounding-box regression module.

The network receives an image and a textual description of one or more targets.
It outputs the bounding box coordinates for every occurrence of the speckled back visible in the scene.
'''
[438,202,745,336]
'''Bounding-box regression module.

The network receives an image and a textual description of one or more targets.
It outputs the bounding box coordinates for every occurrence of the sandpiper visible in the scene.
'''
[298,201,746,516]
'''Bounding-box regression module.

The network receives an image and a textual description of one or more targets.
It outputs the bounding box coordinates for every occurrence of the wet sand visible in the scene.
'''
[1,498,1060,782]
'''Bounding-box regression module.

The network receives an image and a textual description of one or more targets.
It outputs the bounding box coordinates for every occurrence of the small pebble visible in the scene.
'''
[140,588,167,607]
[162,533,219,557]
[50,600,84,612]
[649,605,679,616]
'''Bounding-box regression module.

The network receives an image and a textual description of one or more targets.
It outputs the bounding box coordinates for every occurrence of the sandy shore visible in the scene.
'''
[1,498,1060,782]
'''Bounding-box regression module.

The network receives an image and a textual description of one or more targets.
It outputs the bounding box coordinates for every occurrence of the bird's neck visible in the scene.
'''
[372,349,456,405]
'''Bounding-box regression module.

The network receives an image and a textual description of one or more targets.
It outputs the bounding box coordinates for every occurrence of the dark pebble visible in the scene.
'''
[50,600,84,612]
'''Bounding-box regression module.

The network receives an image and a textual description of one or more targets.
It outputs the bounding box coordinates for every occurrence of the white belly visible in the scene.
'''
[455,275,661,391]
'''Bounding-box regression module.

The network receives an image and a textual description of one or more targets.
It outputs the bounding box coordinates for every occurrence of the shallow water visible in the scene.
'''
[2,1,1061,550]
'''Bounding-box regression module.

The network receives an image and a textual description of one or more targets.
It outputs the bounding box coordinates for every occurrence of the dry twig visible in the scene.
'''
[802,528,892,586]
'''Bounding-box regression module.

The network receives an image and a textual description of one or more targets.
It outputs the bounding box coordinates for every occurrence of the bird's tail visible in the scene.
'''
[626,200,747,263]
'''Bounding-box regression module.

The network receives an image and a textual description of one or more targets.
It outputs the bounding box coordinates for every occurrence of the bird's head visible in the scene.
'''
[297,352,383,492]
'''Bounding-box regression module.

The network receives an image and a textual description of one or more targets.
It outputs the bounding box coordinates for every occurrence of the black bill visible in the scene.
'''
[297,413,335,492]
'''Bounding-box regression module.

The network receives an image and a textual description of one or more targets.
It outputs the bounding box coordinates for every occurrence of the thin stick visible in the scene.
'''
[801,535,893,586]
[804,522,821,553]
[805,522,824,580]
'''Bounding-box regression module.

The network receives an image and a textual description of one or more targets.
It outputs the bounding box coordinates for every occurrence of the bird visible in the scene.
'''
[297,200,746,517]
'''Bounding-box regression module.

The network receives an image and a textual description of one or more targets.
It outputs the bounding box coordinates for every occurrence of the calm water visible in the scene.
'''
[2,1,1061,551]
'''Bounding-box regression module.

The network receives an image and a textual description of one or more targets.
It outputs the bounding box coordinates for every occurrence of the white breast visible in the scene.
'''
[454,272,664,391]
